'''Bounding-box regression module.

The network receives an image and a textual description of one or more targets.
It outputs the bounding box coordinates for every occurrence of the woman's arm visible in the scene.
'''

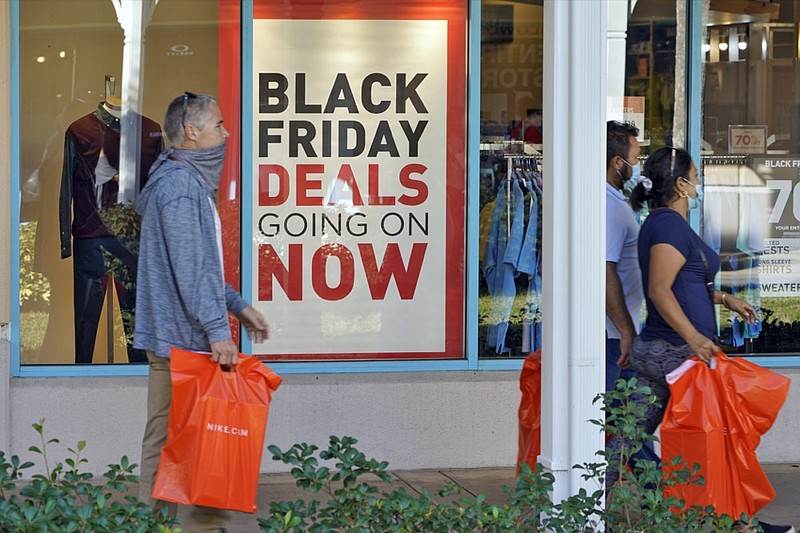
[648,243,717,362]
[713,289,758,324]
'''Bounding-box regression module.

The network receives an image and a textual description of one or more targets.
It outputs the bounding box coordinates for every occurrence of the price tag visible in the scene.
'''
[728,125,767,154]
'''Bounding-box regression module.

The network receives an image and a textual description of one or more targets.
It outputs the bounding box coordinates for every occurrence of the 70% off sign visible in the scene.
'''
[728,125,767,154]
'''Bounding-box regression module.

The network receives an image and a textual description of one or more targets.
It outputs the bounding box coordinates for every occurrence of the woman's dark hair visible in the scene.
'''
[630,146,694,211]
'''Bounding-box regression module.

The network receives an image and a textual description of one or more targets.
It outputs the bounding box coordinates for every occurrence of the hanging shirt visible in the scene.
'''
[483,178,526,353]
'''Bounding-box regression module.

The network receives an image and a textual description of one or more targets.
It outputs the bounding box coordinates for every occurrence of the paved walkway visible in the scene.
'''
[170,463,800,532]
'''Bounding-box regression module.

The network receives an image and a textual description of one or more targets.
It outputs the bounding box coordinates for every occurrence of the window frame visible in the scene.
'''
[10,0,796,378]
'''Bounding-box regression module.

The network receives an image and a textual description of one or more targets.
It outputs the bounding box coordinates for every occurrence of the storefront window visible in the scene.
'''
[624,2,678,155]
[701,0,800,356]
[17,0,236,365]
[475,0,683,359]
[478,1,543,358]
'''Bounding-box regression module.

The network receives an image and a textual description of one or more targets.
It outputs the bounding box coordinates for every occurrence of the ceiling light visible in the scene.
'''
[738,41,747,50]
[719,42,729,51]
[702,43,711,52]
[36,56,45,63]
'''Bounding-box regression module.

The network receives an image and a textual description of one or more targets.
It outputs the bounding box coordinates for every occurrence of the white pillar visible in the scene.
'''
[111,0,158,203]
[541,0,607,504]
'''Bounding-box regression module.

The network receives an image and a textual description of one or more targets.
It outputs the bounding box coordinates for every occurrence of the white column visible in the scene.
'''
[541,0,607,504]
[111,0,158,203]
[607,0,629,121]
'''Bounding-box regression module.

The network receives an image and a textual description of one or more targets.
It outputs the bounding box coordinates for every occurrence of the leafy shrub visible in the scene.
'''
[99,203,142,347]
[18,222,51,308]
[595,377,752,532]
[258,378,764,532]
[0,420,178,532]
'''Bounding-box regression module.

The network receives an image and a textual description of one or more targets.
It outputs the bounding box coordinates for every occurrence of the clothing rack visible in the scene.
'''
[505,153,543,163]
[503,155,542,238]
[480,139,542,156]
[700,154,750,166]
[481,153,544,356]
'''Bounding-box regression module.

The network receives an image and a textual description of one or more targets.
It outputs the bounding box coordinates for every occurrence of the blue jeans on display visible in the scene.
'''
[606,336,661,467]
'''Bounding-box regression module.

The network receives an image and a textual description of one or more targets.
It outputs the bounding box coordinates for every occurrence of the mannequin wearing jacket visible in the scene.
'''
[59,101,163,363]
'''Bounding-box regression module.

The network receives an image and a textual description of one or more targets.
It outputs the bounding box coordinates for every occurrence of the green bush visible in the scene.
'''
[98,203,142,347]
[0,420,178,533]
[258,378,765,532]
[18,222,50,308]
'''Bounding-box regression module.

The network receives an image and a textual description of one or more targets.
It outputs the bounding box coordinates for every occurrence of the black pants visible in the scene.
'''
[73,236,138,364]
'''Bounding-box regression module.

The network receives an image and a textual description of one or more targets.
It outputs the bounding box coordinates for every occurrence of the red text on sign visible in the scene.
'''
[258,242,427,301]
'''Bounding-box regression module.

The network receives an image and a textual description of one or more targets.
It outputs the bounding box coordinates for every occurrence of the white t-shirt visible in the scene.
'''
[208,197,225,291]
[606,183,644,339]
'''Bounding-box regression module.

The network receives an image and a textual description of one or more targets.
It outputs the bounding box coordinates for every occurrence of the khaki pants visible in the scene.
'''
[139,352,231,532]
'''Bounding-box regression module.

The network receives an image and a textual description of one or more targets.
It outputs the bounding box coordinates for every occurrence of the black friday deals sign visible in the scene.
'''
[251,12,465,360]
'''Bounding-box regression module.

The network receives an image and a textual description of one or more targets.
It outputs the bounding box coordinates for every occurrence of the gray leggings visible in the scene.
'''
[606,336,693,485]
[629,336,694,434]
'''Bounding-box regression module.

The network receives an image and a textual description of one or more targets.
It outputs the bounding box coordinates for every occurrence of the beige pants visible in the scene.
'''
[139,352,231,532]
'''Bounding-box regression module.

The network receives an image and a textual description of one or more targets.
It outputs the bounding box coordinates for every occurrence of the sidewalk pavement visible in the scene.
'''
[173,463,800,532]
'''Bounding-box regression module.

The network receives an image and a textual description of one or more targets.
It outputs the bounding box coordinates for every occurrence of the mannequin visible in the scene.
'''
[103,95,122,116]
[59,98,163,363]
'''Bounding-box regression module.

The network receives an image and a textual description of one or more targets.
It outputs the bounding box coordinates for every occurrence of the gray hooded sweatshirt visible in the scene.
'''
[133,146,247,358]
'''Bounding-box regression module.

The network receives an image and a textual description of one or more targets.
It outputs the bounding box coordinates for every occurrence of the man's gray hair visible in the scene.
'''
[163,93,218,146]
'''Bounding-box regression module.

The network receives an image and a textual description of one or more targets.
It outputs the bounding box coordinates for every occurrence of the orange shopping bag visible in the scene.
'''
[661,351,789,518]
[152,348,282,513]
[517,349,541,473]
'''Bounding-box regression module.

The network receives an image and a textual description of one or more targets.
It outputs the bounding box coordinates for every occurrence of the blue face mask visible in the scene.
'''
[682,177,704,210]
[621,159,641,191]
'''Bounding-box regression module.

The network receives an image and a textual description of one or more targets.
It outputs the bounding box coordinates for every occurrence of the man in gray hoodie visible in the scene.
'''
[134,92,269,532]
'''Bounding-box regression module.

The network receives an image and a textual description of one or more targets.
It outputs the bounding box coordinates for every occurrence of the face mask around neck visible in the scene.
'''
[174,142,227,190]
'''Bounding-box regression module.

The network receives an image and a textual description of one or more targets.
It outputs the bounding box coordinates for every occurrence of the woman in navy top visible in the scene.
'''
[606,147,757,486]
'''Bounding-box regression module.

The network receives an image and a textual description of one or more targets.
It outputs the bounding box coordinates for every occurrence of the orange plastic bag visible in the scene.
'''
[661,351,789,518]
[152,348,282,513]
[517,349,541,473]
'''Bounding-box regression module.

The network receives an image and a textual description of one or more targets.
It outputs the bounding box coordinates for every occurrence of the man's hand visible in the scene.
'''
[239,306,270,344]
[606,262,638,370]
[210,338,239,366]
[616,332,634,369]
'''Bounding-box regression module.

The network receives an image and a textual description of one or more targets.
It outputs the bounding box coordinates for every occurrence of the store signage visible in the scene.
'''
[250,4,465,359]
[750,157,800,297]
[728,125,767,154]
[607,96,645,143]
[623,97,645,143]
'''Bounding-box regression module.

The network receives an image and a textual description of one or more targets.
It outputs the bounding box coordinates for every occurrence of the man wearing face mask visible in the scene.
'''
[134,93,270,532]
[605,120,644,391]
[604,120,663,486]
